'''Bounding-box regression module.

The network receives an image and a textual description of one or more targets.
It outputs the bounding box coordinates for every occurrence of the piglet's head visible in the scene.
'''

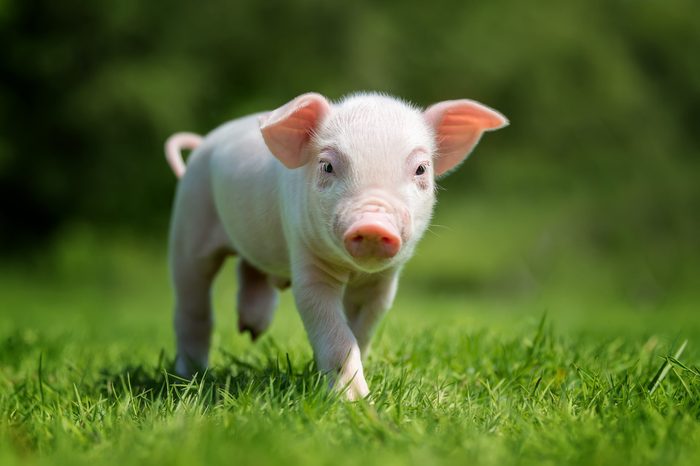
[260,92,508,272]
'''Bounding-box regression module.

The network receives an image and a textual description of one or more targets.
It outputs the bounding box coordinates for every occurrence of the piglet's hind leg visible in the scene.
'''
[236,260,278,340]
[172,250,225,377]
[169,151,231,378]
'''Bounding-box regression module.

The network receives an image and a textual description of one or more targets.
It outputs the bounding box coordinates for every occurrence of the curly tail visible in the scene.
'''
[164,132,203,178]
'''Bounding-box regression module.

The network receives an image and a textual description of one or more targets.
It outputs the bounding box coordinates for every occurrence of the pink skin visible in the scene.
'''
[343,215,402,259]
[164,132,202,178]
[166,92,508,400]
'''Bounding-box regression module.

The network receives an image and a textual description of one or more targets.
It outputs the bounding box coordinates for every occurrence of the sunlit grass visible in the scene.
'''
[1,168,699,465]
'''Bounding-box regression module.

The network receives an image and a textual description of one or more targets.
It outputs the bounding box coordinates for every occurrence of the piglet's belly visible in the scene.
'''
[219,211,291,279]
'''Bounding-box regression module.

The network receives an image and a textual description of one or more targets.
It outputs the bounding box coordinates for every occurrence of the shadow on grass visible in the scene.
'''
[96,348,332,406]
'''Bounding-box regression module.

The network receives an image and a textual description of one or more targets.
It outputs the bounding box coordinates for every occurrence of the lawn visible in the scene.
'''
[1,162,699,465]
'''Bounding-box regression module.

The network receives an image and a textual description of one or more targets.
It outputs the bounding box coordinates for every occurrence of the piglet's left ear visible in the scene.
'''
[424,99,508,176]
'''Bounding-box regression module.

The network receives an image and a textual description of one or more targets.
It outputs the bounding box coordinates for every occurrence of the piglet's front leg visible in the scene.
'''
[344,270,400,357]
[292,261,369,401]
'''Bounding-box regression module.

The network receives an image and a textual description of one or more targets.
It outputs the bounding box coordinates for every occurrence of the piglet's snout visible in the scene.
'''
[343,215,402,259]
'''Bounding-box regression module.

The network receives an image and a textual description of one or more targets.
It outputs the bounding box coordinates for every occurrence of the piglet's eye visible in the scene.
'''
[321,161,334,174]
[415,164,426,176]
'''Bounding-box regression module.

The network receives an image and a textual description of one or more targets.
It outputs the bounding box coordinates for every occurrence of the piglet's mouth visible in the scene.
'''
[342,214,402,260]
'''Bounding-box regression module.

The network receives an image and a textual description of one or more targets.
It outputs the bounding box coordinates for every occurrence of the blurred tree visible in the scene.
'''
[0,0,698,252]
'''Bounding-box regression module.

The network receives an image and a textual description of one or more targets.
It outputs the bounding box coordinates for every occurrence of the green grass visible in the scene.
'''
[1,171,699,465]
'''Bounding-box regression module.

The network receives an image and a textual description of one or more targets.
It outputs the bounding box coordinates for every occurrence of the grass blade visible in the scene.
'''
[647,339,688,394]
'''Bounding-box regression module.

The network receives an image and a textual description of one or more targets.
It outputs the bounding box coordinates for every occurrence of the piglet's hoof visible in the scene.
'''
[238,321,261,341]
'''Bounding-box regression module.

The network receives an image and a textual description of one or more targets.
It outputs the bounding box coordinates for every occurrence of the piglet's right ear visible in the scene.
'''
[259,93,330,169]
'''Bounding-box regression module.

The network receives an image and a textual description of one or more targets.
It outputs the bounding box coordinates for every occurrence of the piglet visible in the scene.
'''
[165,93,507,400]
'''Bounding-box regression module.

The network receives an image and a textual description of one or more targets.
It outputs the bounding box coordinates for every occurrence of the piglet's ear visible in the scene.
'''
[259,93,330,169]
[424,99,508,176]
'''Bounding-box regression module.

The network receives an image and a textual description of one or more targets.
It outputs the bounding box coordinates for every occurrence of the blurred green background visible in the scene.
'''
[2,4,700,464]
[1,0,698,322]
